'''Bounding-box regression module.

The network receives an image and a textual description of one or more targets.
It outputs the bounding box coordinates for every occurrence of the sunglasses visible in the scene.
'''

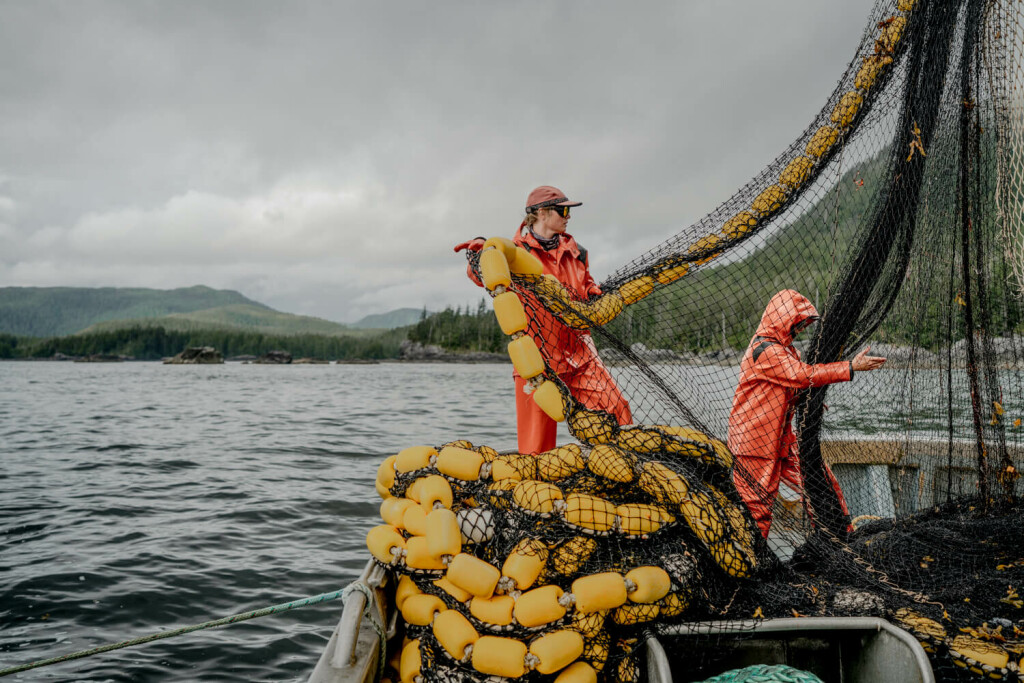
[546,205,570,218]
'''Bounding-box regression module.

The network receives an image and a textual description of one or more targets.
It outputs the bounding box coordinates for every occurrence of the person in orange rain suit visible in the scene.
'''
[727,289,886,538]
[455,185,632,454]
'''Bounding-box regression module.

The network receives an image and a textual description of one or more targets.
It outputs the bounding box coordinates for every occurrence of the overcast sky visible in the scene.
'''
[0,1,878,323]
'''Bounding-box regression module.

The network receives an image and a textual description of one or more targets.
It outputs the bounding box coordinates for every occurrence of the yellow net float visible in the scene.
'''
[529,630,585,675]
[417,475,453,511]
[612,603,661,626]
[512,480,564,515]
[831,91,863,129]
[513,584,568,628]
[377,454,397,489]
[571,572,628,613]
[471,635,529,678]
[433,577,471,604]
[399,639,421,683]
[510,246,544,275]
[366,524,406,565]
[616,503,675,536]
[580,291,625,326]
[687,234,724,266]
[659,591,690,617]
[507,334,546,380]
[380,497,417,529]
[425,508,461,559]
[376,481,392,500]
[567,409,617,444]
[624,566,671,603]
[480,247,512,291]
[878,16,907,53]
[779,156,815,191]
[570,610,607,637]
[496,453,538,480]
[435,445,485,481]
[395,575,422,611]
[470,594,516,627]
[615,427,663,454]
[401,593,446,626]
[721,211,758,240]
[556,661,598,683]
[948,635,1010,675]
[446,552,501,598]
[587,445,635,483]
[805,125,840,159]
[493,290,529,336]
[854,54,893,92]
[395,445,437,474]
[551,535,597,576]
[892,608,946,653]
[501,538,549,591]
[897,0,916,10]
[618,275,656,305]
[488,457,523,482]
[616,653,640,683]
[483,236,517,262]
[678,489,726,546]
[433,609,480,662]
[402,504,428,536]
[638,462,691,505]
[533,380,567,422]
[582,631,610,671]
[536,444,585,481]
[708,539,755,579]
[404,536,447,571]
[565,493,618,533]
[751,184,789,217]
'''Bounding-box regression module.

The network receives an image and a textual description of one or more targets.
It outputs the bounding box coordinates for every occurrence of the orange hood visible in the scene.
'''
[754,289,819,346]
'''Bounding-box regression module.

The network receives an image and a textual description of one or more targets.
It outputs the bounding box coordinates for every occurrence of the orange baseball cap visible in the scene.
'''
[525,185,582,212]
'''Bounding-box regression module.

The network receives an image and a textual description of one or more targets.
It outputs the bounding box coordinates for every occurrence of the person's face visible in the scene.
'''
[535,206,570,236]
[791,317,816,336]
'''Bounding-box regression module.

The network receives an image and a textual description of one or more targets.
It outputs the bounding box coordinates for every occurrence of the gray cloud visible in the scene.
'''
[0,0,876,322]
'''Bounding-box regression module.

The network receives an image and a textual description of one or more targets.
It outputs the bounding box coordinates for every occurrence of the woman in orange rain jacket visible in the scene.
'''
[727,289,886,538]
[455,185,632,454]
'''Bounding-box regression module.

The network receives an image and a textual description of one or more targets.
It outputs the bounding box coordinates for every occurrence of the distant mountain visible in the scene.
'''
[79,303,355,337]
[0,286,352,338]
[351,307,430,329]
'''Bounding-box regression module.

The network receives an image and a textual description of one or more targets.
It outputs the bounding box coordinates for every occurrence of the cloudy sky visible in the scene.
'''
[0,1,878,323]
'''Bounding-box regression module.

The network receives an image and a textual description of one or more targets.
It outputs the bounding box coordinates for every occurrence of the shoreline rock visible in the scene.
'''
[163,346,224,364]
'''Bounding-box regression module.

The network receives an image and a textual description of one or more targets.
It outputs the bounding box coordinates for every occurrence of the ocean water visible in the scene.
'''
[0,362,520,682]
[2,360,1019,681]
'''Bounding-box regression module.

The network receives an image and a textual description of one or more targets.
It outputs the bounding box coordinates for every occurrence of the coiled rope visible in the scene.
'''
[0,583,374,678]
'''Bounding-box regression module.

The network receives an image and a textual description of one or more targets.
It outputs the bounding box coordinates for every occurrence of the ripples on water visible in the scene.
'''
[2,360,1017,681]
[0,362,519,682]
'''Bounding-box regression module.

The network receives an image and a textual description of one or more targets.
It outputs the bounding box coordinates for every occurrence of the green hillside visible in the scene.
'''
[79,303,356,337]
[351,307,430,329]
[0,285,270,337]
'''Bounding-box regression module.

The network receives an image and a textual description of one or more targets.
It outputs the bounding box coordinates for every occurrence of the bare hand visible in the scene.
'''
[851,345,886,372]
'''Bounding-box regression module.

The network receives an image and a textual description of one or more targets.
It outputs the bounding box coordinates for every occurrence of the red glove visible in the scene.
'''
[454,237,486,253]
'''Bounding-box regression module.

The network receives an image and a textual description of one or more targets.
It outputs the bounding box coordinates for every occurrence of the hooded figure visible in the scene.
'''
[728,289,853,538]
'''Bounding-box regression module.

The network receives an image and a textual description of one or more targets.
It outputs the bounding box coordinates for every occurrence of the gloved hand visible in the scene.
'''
[454,237,486,253]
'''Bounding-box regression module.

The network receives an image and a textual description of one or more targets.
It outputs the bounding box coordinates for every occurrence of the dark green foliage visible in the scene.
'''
[7,326,406,361]
[407,299,505,353]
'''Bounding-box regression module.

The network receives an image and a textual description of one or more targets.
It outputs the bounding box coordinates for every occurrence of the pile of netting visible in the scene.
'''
[367,0,1024,680]
[367,437,759,683]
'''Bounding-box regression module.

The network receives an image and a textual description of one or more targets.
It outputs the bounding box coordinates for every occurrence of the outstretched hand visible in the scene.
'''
[851,345,887,372]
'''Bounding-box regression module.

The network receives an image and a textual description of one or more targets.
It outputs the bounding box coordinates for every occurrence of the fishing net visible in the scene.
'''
[368,0,1024,681]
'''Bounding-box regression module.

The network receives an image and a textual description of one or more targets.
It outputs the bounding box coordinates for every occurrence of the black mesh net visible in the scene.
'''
[369,1,1024,681]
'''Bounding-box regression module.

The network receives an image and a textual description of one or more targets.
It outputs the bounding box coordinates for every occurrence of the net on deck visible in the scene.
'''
[372,1,1024,681]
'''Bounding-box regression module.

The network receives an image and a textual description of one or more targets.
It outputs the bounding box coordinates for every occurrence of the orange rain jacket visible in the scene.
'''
[464,228,631,453]
[727,289,852,537]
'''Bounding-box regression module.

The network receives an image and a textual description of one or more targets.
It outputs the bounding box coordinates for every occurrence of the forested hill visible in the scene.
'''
[0,285,282,337]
